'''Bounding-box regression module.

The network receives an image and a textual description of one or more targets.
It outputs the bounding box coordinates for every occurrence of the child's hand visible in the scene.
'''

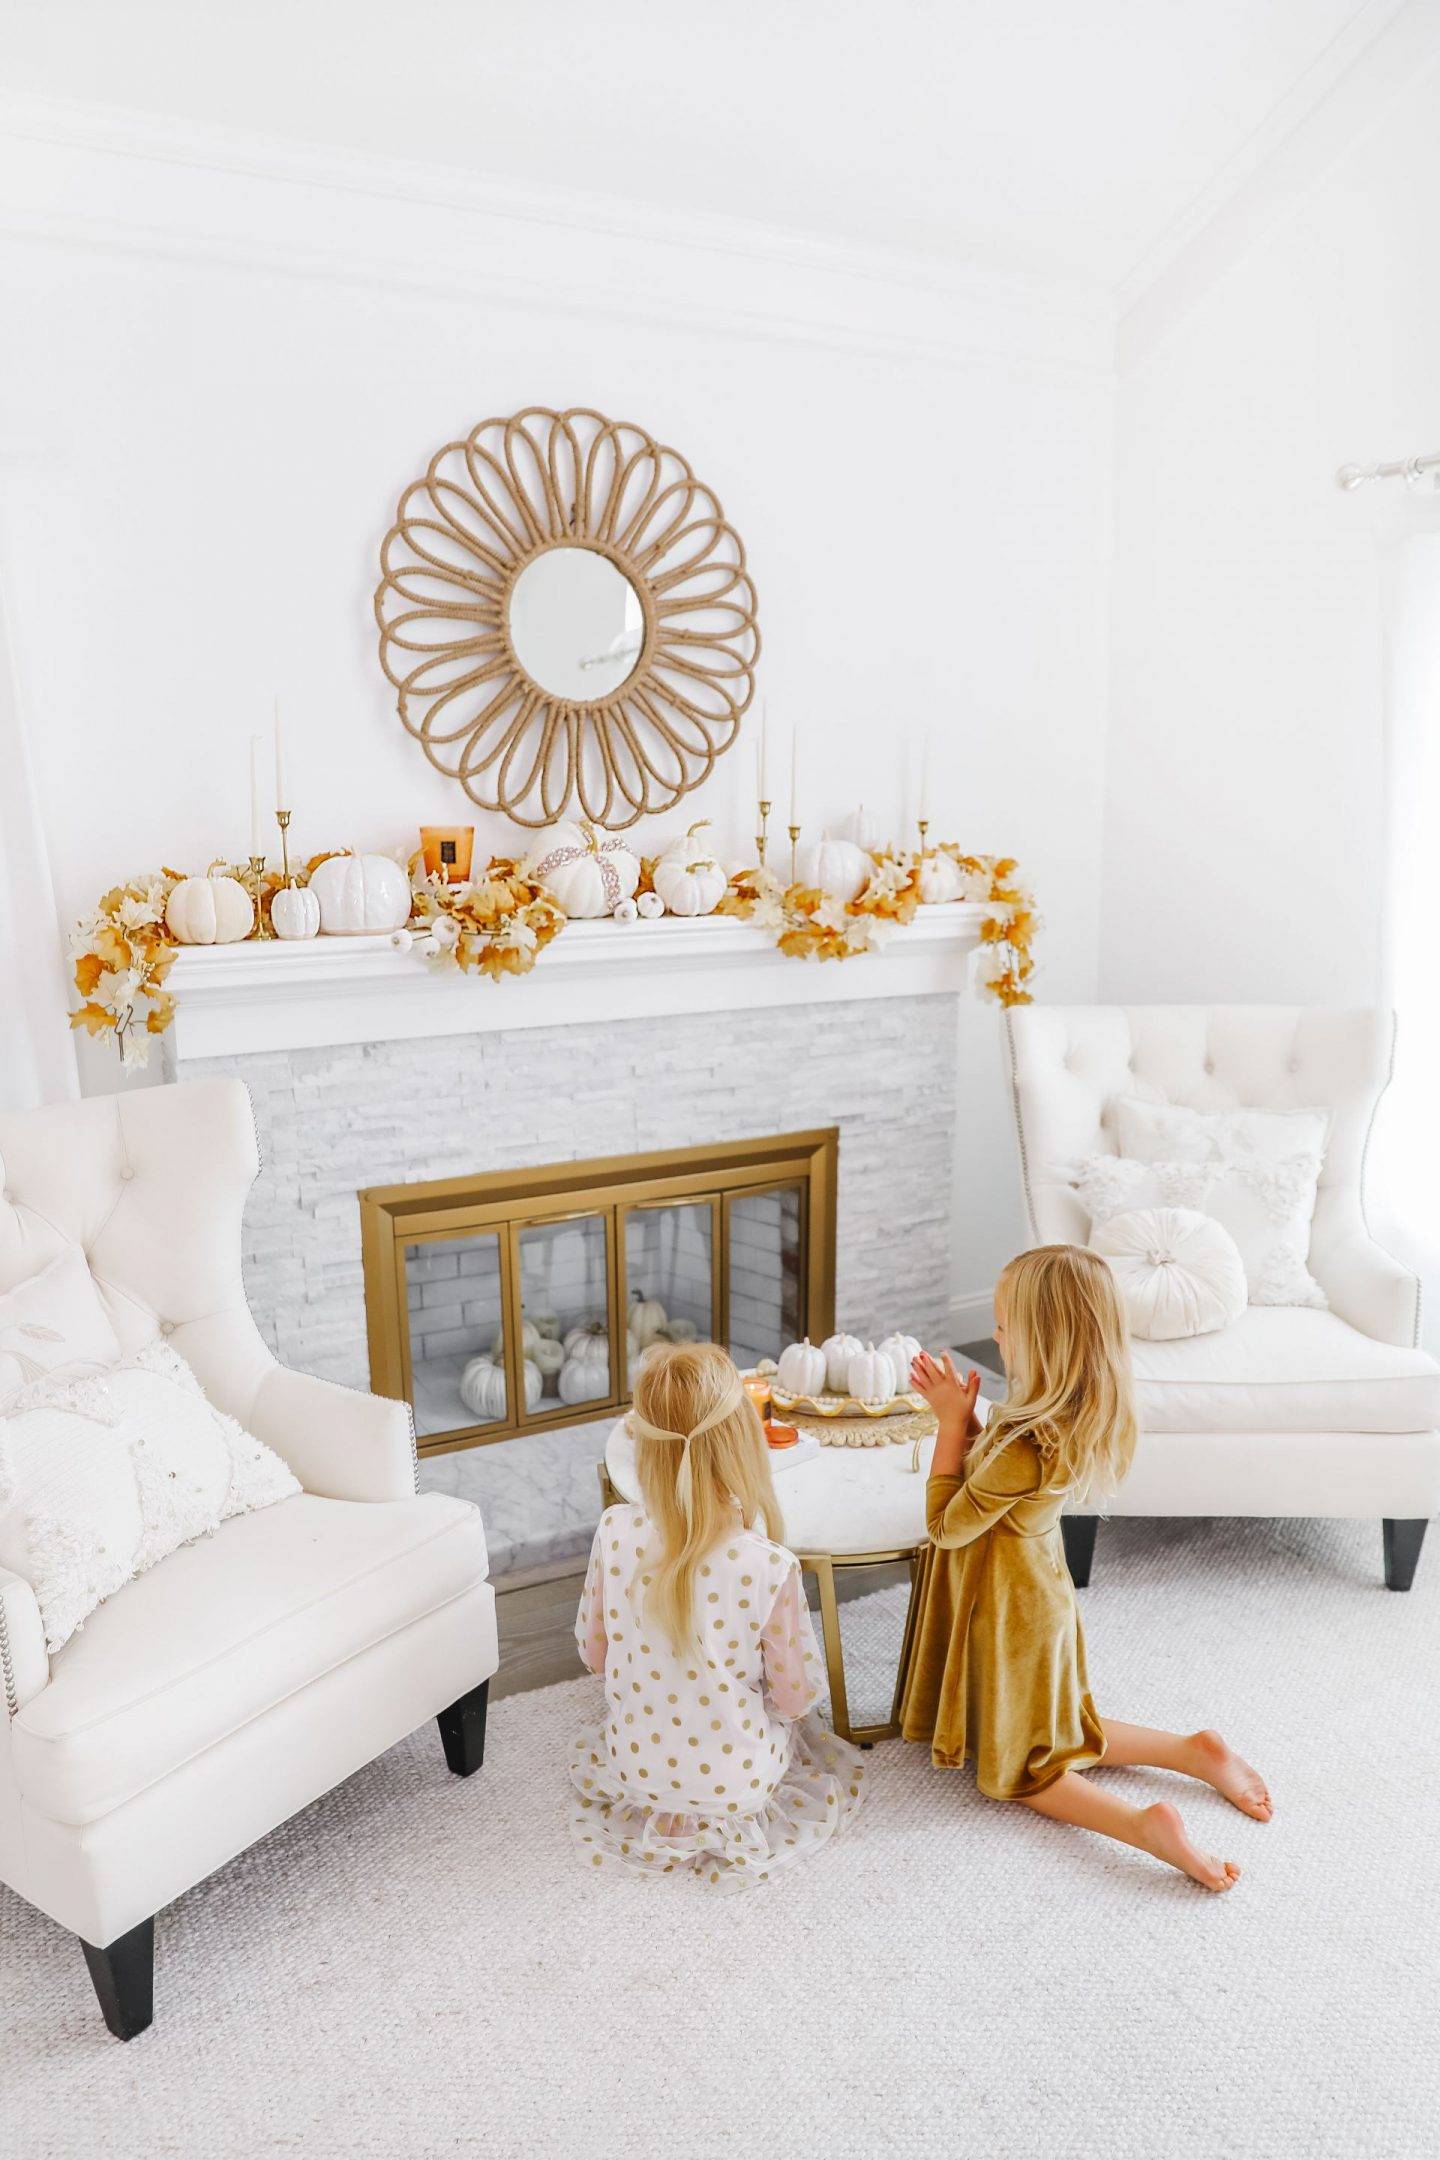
[911,1351,982,1432]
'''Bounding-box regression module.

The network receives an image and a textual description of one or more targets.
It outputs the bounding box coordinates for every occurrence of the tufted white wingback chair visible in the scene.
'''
[0,1078,497,2039]
[1005,1007,1440,1589]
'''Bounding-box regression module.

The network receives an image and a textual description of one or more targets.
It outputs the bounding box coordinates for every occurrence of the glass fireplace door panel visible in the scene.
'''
[516,1211,614,1417]
[725,1184,804,1368]
[404,1230,507,1439]
[622,1198,718,1387]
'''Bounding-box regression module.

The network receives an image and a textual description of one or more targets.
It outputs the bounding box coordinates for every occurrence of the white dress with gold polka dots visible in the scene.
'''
[569,1504,867,1889]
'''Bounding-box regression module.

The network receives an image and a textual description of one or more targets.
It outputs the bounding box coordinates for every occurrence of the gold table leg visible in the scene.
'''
[798,1545,921,1747]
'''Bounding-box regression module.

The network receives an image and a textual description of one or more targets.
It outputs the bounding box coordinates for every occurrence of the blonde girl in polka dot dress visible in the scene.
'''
[570,1342,866,1888]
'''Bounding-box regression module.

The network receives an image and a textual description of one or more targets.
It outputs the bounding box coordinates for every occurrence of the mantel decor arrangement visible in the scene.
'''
[374,406,760,831]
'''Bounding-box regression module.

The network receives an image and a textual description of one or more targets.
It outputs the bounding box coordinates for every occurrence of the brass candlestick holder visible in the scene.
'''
[276,808,294,887]
[788,822,801,886]
[917,817,930,854]
[248,854,274,937]
[756,797,772,868]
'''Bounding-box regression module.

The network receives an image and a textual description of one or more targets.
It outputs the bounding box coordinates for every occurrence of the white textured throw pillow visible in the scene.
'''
[0,1246,123,1396]
[0,1340,299,1653]
[1075,1145,1327,1310]
[1090,1206,1248,1341]
[1114,1099,1330,1169]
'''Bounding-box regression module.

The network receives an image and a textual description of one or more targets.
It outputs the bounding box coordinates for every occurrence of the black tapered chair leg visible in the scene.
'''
[1383,1518,1428,1592]
[81,1916,154,2041]
[1061,1515,1098,1588]
[437,1677,490,1776]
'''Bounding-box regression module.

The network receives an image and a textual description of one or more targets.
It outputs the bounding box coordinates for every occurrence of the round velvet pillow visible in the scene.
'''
[1090,1205,1247,1341]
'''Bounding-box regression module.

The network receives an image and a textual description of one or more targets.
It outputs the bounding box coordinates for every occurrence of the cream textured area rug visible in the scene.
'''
[5,1515,1440,2160]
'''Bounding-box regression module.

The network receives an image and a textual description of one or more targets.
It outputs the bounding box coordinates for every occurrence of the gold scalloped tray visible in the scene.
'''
[769,1383,926,1421]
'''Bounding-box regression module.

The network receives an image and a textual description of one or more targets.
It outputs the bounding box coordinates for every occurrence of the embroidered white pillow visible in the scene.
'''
[1090,1207,1247,1341]
[0,1341,299,1654]
[1075,1152,1326,1310]
[1114,1099,1330,1169]
[0,1246,122,1397]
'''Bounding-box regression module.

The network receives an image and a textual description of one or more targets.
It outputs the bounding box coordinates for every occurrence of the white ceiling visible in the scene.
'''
[0,0,1411,291]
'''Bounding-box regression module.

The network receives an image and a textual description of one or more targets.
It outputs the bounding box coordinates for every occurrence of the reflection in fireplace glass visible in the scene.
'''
[519,1214,611,1409]
[405,1231,506,1439]
[728,1185,802,1369]
[624,1200,714,1384]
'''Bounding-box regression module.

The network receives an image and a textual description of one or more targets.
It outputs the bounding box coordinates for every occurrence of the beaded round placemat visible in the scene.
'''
[793,1405,937,1451]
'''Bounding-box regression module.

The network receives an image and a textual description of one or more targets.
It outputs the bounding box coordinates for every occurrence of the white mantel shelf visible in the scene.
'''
[166,904,988,1061]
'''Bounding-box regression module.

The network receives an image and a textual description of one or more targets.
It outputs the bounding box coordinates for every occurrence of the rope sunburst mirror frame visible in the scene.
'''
[374,406,761,831]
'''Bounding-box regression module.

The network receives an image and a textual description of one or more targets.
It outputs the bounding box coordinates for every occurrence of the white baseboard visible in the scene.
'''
[947,1288,995,1345]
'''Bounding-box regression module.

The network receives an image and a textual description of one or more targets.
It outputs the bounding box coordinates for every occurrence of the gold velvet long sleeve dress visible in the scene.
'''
[898,1433,1105,1798]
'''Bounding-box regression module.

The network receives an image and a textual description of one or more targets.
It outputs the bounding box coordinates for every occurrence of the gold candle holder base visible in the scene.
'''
[248,854,274,937]
[787,822,801,886]
[917,818,930,855]
[276,808,293,887]
[756,797,772,869]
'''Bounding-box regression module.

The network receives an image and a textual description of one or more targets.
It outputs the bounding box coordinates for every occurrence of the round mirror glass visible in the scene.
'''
[508,546,646,701]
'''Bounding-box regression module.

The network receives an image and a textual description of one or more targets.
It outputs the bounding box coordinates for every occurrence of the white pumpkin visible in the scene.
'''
[527,821,640,918]
[164,873,253,946]
[628,1293,668,1348]
[530,1309,561,1341]
[776,1337,827,1396]
[309,852,412,936]
[877,1331,922,1394]
[917,851,965,904]
[271,884,321,940]
[459,1354,542,1421]
[559,1338,611,1403]
[653,821,727,918]
[489,1319,542,1361]
[839,805,882,852]
[795,832,871,903]
[532,1335,566,1380]
[845,1342,894,1406]
[821,1330,863,1392]
[666,1318,700,1344]
[564,1320,609,1356]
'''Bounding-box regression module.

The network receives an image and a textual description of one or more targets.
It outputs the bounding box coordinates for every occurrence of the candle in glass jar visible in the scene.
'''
[742,1375,772,1421]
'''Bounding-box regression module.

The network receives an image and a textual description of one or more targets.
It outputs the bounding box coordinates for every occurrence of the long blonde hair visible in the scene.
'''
[630,1342,783,1652]
[974,1244,1137,1502]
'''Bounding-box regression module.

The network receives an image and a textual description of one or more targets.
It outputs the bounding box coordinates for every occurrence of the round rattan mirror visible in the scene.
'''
[375,406,760,829]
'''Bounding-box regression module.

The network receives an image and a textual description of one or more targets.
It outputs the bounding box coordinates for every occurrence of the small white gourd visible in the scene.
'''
[164,872,254,946]
[628,1292,669,1348]
[795,832,871,903]
[527,821,640,918]
[666,1318,700,1344]
[559,1332,611,1404]
[459,1354,542,1421]
[532,1335,566,1381]
[846,1342,894,1406]
[530,1309,561,1341]
[777,1337,827,1396]
[821,1330,863,1392]
[839,805,882,852]
[653,823,727,917]
[490,1319,542,1361]
[271,884,321,940]
[917,851,965,904]
[877,1331,922,1395]
[308,852,412,936]
[563,1319,608,1356]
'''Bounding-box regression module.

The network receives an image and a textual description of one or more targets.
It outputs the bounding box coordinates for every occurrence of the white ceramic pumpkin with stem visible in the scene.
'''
[271,884,321,940]
[877,1331,922,1394]
[628,1293,669,1348]
[563,1319,609,1356]
[164,871,254,946]
[459,1353,542,1421]
[776,1337,827,1396]
[845,1342,895,1406]
[309,852,412,936]
[917,851,965,904]
[821,1330,863,1392]
[795,832,871,903]
[527,821,640,918]
[653,822,727,917]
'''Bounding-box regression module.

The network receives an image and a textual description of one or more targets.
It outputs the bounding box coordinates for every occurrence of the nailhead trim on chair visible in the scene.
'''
[0,1600,18,1720]
[1003,1007,1040,1240]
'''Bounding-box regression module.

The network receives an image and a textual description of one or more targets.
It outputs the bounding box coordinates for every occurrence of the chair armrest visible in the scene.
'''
[0,1567,49,1717]
[1314,1230,1421,1349]
[247,1366,417,1503]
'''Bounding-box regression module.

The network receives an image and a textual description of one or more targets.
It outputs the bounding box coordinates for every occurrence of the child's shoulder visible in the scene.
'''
[970,1430,1048,1496]
[732,1523,799,1579]
[597,1502,651,1542]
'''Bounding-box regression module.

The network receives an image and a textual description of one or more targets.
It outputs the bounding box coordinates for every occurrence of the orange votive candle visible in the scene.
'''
[419,825,475,883]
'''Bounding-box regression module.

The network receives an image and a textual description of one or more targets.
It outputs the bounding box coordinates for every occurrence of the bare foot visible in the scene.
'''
[1189,1729,1273,1821]
[1139,1801,1241,1892]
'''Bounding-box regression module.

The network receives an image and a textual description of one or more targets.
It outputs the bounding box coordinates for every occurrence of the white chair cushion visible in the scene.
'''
[1131,1309,1440,1434]
[1091,1206,1247,1340]
[10,1490,489,1826]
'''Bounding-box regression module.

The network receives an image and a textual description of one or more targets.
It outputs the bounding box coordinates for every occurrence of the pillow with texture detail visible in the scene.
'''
[1075,1151,1326,1311]
[1091,1206,1247,1340]
[0,1246,122,1398]
[0,1340,299,1653]
[1114,1099,1330,1169]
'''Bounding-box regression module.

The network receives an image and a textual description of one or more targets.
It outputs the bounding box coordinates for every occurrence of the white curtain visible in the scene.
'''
[0,582,77,1111]
[1370,521,1440,1349]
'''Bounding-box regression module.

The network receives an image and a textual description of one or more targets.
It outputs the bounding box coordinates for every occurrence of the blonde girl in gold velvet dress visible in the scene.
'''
[900,1244,1271,1891]
[571,1343,865,1888]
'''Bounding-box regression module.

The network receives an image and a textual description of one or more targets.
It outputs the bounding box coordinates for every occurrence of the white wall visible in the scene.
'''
[0,103,1116,1316]
[1102,54,1440,1008]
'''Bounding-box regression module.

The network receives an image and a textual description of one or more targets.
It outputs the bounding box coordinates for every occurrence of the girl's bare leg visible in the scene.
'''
[1099,1719,1273,1821]
[1020,1772,1240,1892]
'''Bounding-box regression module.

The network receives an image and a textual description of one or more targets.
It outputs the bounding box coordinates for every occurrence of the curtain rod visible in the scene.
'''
[1336,449,1440,491]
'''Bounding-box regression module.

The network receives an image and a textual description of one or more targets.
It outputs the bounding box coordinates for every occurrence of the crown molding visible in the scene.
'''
[1118,0,1440,369]
[0,91,1115,380]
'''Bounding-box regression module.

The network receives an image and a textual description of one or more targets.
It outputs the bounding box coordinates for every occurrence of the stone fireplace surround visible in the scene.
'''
[171,912,980,1577]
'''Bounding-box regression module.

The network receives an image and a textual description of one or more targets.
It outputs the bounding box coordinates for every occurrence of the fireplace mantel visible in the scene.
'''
[165,903,987,1060]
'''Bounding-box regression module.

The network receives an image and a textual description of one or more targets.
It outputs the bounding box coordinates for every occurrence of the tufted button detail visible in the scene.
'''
[121,1167,135,1182]
[1287,1057,1301,1074]
[1203,1058,1215,1075]
[160,1320,176,1337]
